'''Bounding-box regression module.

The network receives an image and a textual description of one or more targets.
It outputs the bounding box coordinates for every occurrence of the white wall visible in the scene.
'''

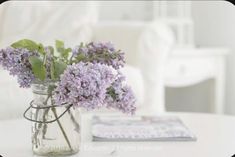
[191,1,235,114]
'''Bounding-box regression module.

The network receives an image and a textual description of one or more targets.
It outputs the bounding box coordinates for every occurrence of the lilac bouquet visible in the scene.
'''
[0,39,136,114]
[0,39,137,155]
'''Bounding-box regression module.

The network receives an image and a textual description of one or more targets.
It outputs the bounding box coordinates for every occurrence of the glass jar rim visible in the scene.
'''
[31,80,58,95]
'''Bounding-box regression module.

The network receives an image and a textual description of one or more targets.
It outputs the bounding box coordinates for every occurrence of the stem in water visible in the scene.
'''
[51,107,73,151]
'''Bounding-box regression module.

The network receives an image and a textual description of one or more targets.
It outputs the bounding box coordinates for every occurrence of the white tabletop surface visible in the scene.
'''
[1,112,235,157]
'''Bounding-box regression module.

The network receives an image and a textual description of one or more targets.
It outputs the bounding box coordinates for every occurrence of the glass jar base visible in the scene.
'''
[33,149,79,157]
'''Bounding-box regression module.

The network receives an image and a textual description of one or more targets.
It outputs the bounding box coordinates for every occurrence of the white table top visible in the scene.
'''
[1,112,235,157]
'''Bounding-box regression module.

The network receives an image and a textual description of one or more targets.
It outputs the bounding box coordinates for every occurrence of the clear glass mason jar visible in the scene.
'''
[30,83,80,156]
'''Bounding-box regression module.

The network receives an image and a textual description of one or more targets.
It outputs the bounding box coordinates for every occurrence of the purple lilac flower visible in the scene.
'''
[73,42,125,69]
[53,62,115,110]
[72,45,88,57]
[105,72,136,114]
[0,47,37,88]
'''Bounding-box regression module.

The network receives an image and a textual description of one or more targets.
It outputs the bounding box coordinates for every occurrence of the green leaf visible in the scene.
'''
[75,53,86,62]
[38,43,45,55]
[107,87,117,100]
[54,60,67,78]
[65,48,72,54]
[61,48,71,60]
[55,40,66,60]
[50,59,55,80]
[55,40,64,53]
[29,56,46,81]
[11,39,39,52]
[48,46,54,55]
[55,40,71,61]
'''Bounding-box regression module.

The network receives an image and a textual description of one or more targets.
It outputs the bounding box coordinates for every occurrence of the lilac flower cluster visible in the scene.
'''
[105,72,136,114]
[54,62,136,113]
[53,62,115,110]
[72,42,125,69]
[0,47,37,88]
[0,40,136,114]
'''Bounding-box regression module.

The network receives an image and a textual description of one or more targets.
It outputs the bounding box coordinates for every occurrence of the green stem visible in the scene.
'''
[33,94,51,147]
[33,108,40,148]
[67,108,80,133]
[42,108,50,139]
[42,53,47,66]
[51,107,73,151]
[43,95,51,105]
[33,94,74,152]
[69,55,74,64]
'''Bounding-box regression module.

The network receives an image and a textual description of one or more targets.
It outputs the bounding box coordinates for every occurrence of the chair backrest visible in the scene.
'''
[138,22,175,114]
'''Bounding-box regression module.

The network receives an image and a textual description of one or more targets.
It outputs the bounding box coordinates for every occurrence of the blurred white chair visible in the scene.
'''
[0,1,174,119]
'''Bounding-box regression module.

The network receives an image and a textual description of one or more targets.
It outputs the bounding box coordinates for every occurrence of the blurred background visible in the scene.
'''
[0,1,234,119]
[97,1,235,115]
